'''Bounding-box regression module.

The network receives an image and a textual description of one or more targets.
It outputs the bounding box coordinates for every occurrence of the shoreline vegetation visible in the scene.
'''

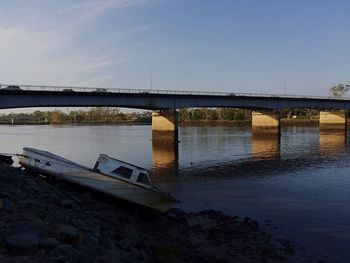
[0,107,322,125]
[0,163,323,262]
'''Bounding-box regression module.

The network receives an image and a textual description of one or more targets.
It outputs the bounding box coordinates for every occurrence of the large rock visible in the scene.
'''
[94,250,121,263]
[11,221,49,238]
[166,208,187,223]
[48,244,83,262]
[6,233,39,251]
[60,199,74,207]
[78,234,101,259]
[0,198,13,211]
[167,208,186,218]
[118,237,141,251]
[56,224,79,243]
[40,237,60,250]
[48,255,69,263]
[21,213,49,237]
[58,244,75,256]
[58,244,84,262]
[99,233,116,251]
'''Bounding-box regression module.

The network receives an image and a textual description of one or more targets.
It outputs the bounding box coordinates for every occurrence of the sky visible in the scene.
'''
[0,0,349,113]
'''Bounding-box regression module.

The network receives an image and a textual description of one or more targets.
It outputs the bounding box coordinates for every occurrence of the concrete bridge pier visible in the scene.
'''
[319,111,347,131]
[251,111,281,135]
[152,110,179,143]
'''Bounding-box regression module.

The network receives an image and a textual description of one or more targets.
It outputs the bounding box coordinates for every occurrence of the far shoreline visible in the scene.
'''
[0,118,321,126]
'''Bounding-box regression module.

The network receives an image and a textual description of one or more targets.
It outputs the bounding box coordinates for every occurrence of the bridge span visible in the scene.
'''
[0,84,349,143]
[1,84,350,110]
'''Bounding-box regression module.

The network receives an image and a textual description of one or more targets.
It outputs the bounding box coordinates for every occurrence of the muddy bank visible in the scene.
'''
[0,164,323,262]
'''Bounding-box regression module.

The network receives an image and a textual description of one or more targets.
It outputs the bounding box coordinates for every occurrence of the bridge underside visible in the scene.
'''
[1,90,350,111]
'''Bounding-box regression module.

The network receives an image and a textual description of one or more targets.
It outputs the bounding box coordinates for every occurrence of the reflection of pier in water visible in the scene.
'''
[152,142,179,180]
[251,134,280,160]
[319,131,346,156]
[151,129,348,183]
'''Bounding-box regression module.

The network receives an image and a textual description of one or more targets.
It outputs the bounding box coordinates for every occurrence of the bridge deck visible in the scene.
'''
[0,84,349,110]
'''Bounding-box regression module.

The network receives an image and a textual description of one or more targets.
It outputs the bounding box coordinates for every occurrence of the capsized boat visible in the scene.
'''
[19,147,179,212]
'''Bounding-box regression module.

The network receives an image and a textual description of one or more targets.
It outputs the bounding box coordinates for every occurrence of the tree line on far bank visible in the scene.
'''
[0,107,325,125]
[179,108,320,122]
[0,108,151,124]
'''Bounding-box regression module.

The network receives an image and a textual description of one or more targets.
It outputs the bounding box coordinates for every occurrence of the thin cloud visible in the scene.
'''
[0,0,154,86]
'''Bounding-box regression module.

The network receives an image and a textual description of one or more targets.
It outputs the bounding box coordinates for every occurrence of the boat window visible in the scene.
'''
[112,166,133,179]
[137,172,151,186]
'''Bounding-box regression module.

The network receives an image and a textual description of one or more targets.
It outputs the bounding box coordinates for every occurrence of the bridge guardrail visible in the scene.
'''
[0,83,348,101]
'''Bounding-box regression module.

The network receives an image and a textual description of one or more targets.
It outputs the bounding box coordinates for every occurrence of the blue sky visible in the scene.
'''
[0,0,349,98]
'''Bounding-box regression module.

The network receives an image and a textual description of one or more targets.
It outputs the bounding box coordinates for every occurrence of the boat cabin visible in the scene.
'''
[94,154,155,189]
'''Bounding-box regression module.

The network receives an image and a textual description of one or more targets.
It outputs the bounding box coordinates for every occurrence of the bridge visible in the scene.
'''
[0,84,349,143]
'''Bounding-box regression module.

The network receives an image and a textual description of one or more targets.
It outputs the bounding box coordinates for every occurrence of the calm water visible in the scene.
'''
[1,124,350,261]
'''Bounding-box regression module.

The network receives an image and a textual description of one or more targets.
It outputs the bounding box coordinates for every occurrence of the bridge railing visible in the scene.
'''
[0,83,348,100]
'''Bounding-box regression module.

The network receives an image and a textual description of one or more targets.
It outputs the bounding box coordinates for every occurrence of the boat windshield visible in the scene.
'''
[112,166,133,179]
[136,172,151,186]
[96,154,155,188]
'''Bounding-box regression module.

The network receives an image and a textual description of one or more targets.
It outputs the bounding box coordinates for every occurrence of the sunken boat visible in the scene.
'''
[19,147,179,212]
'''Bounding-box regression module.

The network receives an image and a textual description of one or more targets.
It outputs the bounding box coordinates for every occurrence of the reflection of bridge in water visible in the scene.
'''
[151,128,348,182]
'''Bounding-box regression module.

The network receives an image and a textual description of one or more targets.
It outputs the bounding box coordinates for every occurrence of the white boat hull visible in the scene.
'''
[19,148,179,212]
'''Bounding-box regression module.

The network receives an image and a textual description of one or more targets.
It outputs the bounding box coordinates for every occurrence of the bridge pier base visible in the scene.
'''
[319,111,347,131]
[251,111,280,135]
[152,110,179,143]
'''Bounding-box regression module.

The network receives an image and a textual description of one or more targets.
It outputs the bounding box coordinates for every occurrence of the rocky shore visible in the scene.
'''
[0,163,323,263]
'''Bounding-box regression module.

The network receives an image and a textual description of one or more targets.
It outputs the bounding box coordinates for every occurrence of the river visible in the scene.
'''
[1,124,349,261]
